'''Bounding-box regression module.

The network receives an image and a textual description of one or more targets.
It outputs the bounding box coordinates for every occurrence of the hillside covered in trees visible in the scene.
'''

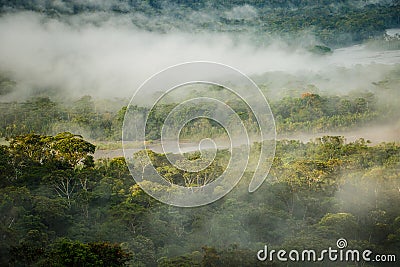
[1,0,399,47]
[0,0,399,266]
[1,133,399,266]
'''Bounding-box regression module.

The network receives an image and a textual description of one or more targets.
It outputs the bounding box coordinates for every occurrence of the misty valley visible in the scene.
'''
[0,1,400,267]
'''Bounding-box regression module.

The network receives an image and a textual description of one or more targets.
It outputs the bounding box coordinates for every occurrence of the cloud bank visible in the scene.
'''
[0,11,398,100]
[0,12,323,99]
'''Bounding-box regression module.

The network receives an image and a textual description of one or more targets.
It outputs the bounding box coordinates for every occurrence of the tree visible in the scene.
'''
[49,132,95,169]
[0,145,13,187]
[9,229,48,266]
[72,95,95,123]
[318,212,359,239]
[125,235,156,267]
[0,186,32,265]
[46,239,131,267]
[44,170,76,207]
[6,133,96,207]
[202,246,221,267]
[316,136,345,160]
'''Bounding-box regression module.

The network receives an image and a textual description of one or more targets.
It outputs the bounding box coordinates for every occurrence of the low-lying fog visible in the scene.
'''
[0,12,399,101]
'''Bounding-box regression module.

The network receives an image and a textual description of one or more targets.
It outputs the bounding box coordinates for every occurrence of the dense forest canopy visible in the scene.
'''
[0,0,399,266]
[1,133,399,266]
[0,83,397,141]
[1,0,399,47]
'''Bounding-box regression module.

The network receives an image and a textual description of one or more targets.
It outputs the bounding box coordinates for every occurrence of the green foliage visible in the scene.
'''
[7,132,95,171]
[0,88,394,141]
[318,212,358,238]
[307,45,332,55]
[0,133,399,266]
[0,1,399,266]
[2,1,399,47]
[44,239,131,267]
[0,145,13,187]
[0,74,15,95]
[272,93,378,133]
[0,96,125,141]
